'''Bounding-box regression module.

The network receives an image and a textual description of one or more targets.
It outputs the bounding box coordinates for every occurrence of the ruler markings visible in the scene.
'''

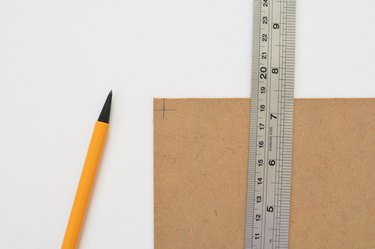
[261,0,274,247]
[245,0,295,248]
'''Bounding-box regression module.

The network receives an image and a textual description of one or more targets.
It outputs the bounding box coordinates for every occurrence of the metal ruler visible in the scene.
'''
[245,0,296,249]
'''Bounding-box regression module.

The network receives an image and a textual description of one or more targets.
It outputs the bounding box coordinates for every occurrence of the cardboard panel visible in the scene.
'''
[154,98,375,249]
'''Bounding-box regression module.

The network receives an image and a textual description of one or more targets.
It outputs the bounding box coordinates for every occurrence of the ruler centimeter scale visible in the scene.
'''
[245,0,296,249]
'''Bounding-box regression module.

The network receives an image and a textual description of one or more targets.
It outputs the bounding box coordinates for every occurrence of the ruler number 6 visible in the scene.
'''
[269,159,276,166]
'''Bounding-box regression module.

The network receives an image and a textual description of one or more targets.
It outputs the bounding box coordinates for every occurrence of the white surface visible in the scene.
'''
[1,0,375,248]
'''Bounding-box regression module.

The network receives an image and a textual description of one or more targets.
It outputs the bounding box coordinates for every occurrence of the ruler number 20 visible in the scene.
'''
[260,67,267,79]
[259,66,278,79]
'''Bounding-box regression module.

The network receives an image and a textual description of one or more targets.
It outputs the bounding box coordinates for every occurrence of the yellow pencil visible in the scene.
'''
[61,91,112,249]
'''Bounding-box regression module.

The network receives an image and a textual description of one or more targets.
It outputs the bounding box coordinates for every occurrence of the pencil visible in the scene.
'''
[61,91,112,249]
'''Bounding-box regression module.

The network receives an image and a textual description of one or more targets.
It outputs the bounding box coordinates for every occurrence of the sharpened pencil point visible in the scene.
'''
[98,91,112,124]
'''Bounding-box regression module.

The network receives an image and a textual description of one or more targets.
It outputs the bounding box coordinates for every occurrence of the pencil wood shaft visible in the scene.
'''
[61,121,109,249]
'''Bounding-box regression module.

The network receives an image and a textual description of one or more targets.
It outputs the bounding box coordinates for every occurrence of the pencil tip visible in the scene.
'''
[98,91,112,124]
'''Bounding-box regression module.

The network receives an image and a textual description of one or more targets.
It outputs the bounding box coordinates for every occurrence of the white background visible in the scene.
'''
[1,0,375,248]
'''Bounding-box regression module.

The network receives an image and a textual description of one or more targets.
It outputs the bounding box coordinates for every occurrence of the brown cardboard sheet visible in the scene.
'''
[154,98,375,249]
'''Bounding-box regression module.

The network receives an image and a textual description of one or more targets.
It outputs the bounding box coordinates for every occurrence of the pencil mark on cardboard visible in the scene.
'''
[154,99,176,120]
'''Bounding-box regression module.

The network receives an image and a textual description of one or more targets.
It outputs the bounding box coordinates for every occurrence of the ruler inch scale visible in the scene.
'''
[245,0,296,249]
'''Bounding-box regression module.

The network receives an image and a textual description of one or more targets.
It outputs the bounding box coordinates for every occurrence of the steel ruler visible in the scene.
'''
[245,0,296,248]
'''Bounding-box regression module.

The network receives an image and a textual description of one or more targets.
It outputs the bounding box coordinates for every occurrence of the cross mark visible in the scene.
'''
[154,99,176,120]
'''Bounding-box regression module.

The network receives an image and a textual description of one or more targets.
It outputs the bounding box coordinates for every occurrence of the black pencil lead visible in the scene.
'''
[98,90,112,124]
